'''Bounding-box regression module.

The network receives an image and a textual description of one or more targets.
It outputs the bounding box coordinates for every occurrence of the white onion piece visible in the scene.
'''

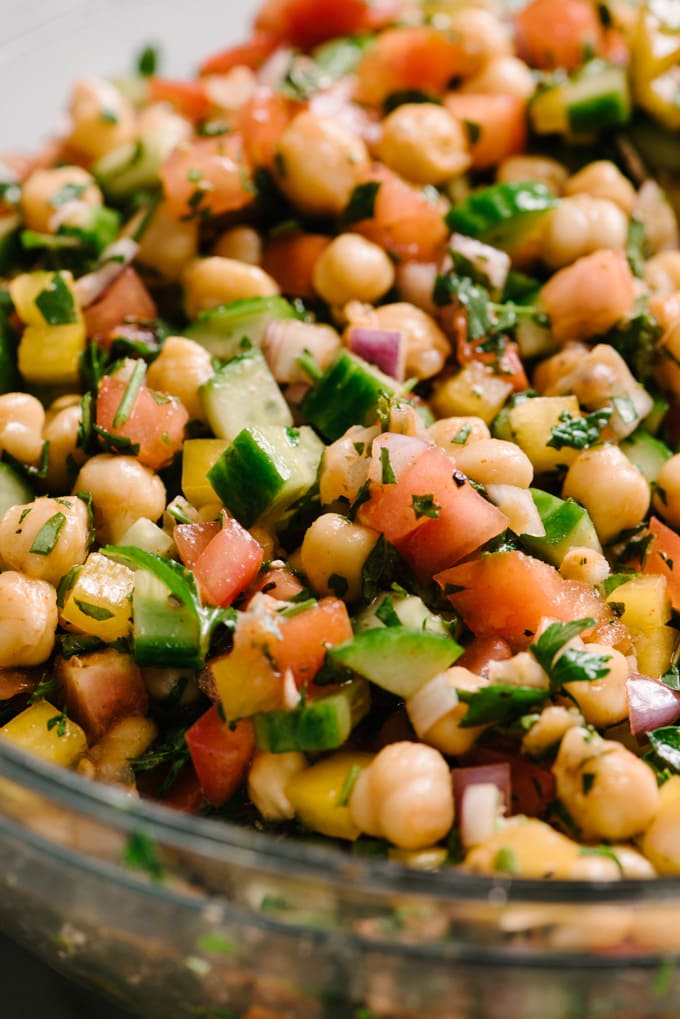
[406,671,459,738]
[486,483,546,537]
[395,261,438,314]
[448,233,511,299]
[627,673,680,737]
[368,432,429,484]
[74,237,139,308]
[347,326,405,381]
[257,47,295,89]
[459,782,506,849]
[452,763,512,818]
[263,319,340,384]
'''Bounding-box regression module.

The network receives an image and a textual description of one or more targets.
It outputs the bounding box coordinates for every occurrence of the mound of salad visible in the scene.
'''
[1,0,680,881]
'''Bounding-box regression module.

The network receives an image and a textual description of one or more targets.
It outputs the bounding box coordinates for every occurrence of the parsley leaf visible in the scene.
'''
[433,273,491,339]
[340,181,381,228]
[47,712,68,737]
[375,595,401,628]
[122,830,165,882]
[29,512,66,556]
[137,45,159,77]
[458,684,550,728]
[412,493,440,519]
[648,727,680,772]
[35,272,78,325]
[547,407,612,450]
[380,446,396,485]
[530,619,610,690]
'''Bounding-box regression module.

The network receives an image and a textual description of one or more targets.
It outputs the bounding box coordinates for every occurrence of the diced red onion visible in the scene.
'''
[368,432,429,484]
[347,326,405,381]
[452,762,512,818]
[74,237,139,308]
[627,673,680,736]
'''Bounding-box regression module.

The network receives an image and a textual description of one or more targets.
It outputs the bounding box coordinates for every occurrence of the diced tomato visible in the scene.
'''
[358,445,509,575]
[240,87,300,170]
[147,78,211,121]
[199,30,281,76]
[57,649,148,742]
[355,27,472,106]
[270,597,353,689]
[643,516,680,612]
[160,135,254,220]
[456,333,529,393]
[174,520,222,569]
[192,517,264,607]
[255,0,399,50]
[159,764,205,814]
[352,164,449,262]
[514,0,603,71]
[246,564,306,603]
[444,93,527,170]
[84,267,157,346]
[467,746,554,818]
[436,550,609,648]
[185,705,255,807]
[262,232,331,299]
[456,636,513,677]
[0,671,38,701]
[96,374,189,470]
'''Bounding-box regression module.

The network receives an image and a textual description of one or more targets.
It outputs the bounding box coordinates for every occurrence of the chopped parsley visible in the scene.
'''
[113,359,147,427]
[122,830,165,882]
[29,512,67,556]
[340,181,381,228]
[137,45,159,77]
[380,446,396,485]
[35,272,78,325]
[547,407,612,450]
[411,493,440,519]
[46,712,68,737]
[458,683,550,728]
[375,595,401,628]
[530,619,611,690]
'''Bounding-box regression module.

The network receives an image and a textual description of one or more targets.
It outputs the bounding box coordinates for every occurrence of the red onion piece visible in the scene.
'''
[347,326,405,380]
[452,762,511,817]
[627,673,680,736]
[74,237,139,308]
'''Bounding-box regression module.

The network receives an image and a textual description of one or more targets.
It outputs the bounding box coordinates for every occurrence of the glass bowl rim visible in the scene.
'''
[2,739,679,908]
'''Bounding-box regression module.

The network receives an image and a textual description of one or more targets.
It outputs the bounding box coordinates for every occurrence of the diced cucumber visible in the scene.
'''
[521,488,601,566]
[620,428,672,483]
[200,349,293,441]
[301,350,395,441]
[253,679,370,753]
[0,461,34,519]
[132,569,202,668]
[445,182,557,252]
[644,393,670,436]
[530,61,631,136]
[356,592,451,637]
[94,123,183,199]
[328,627,462,699]
[186,296,298,360]
[208,424,324,529]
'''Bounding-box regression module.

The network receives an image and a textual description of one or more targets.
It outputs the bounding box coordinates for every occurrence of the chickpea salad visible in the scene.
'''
[1,0,680,882]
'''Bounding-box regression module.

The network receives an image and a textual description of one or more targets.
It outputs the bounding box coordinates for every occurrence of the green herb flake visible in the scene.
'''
[412,493,440,519]
[450,424,471,445]
[277,597,317,618]
[29,512,66,556]
[462,119,481,145]
[113,359,147,427]
[652,958,676,998]
[547,407,612,450]
[530,618,610,691]
[648,727,680,772]
[195,932,238,957]
[35,272,78,326]
[328,573,349,598]
[73,599,115,621]
[458,684,550,728]
[493,846,518,874]
[340,181,381,229]
[49,183,88,208]
[137,45,159,77]
[46,712,68,737]
[380,446,396,485]
[336,763,362,807]
[122,830,165,883]
[375,595,401,628]
[29,674,59,704]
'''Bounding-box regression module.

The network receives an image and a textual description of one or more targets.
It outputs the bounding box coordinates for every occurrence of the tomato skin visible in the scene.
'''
[262,233,331,299]
[444,93,527,170]
[185,705,255,807]
[255,0,399,50]
[355,27,470,106]
[96,375,189,470]
[436,550,608,648]
[199,31,281,76]
[643,516,680,612]
[240,88,300,170]
[270,597,353,689]
[58,650,148,742]
[193,518,264,608]
[456,332,529,393]
[353,164,449,262]
[467,746,554,818]
[451,636,513,677]
[246,564,306,603]
[84,267,157,346]
[147,78,211,121]
[514,0,603,71]
[174,521,221,570]
[160,135,254,220]
[159,764,205,814]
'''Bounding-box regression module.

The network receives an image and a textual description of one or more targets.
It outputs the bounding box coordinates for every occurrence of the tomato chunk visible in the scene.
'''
[270,597,354,689]
[57,649,148,742]
[147,78,211,121]
[84,267,157,346]
[262,233,331,299]
[514,0,603,71]
[199,30,281,76]
[185,705,255,807]
[96,374,188,470]
[644,516,680,612]
[160,135,254,220]
[193,517,264,608]
[444,93,527,170]
[352,164,449,262]
[355,27,471,106]
[255,0,400,50]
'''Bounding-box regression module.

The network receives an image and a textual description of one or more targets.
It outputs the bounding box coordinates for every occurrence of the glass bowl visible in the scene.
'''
[1,3,679,1017]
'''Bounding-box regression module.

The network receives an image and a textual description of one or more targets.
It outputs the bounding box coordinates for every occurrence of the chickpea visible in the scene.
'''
[213,225,263,265]
[417,666,489,756]
[446,7,512,68]
[134,199,198,283]
[633,179,679,255]
[453,438,534,488]
[462,55,535,100]
[541,195,628,269]
[247,750,307,822]
[145,337,214,423]
[562,445,650,544]
[560,547,609,585]
[553,726,660,842]
[378,103,470,186]
[74,455,166,545]
[20,165,102,234]
[564,160,637,215]
[521,705,583,758]
[301,513,379,602]
[487,651,549,689]
[0,497,90,587]
[312,234,395,307]
[349,741,454,850]
[563,644,629,729]
[427,416,490,450]
[648,289,680,332]
[67,77,135,161]
[653,454,680,529]
[0,392,45,466]
[608,845,656,879]
[274,110,369,218]
[532,342,588,393]
[465,816,580,878]
[319,425,376,505]
[182,256,279,320]
[0,572,58,667]
[43,401,85,492]
[78,715,157,787]
[345,302,450,380]
[202,66,257,114]
[497,155,568,196]
[644,250,680,294]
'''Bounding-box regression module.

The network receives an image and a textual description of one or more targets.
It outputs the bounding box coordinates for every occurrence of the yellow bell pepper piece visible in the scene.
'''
[632,4,680,129]
[10,270,86,386]
[0,699,87,768]
[285,752,373,841]
[631,624,678,679]
[181,438,228,508]
[606,574,671,632]
[60,552,134,641]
